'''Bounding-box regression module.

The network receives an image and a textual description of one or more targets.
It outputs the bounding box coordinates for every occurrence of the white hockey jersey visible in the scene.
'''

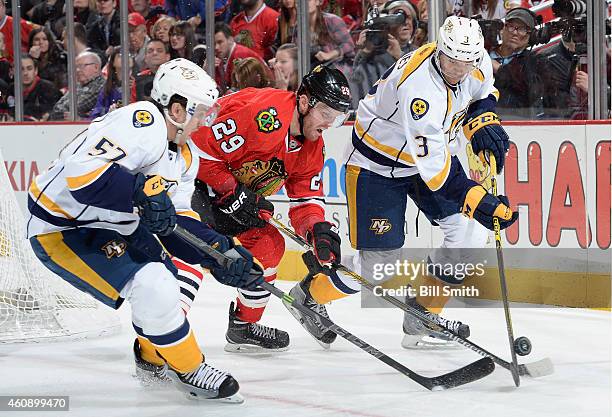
[27,101,199,238]
[345,42,498,192]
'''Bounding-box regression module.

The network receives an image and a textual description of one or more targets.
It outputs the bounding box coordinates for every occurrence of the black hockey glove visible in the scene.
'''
[306,221,341,265]
[214,183,274,229]
[463,185,518,231]
[133,173,177,236]
[210,243,264,291]
[463,111,509,174]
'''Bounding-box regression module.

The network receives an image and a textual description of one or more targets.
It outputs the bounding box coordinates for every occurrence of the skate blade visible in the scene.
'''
[401,334,465,350]
[224,342,289,354]
[183,391,245,404]
[283,301,331,350]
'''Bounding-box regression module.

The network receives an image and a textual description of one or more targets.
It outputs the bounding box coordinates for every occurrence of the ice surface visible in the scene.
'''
[1,279,610,417]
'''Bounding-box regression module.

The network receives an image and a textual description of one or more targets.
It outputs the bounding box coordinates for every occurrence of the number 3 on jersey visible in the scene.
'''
[212,119,245,154]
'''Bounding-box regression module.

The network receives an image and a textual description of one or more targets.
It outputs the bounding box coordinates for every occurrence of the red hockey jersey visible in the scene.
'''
[191,88,326,237]
[229,3,279,61]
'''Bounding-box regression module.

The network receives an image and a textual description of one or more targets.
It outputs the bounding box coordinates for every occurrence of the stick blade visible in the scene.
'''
[420,357,495,391]
[519,358,554,378]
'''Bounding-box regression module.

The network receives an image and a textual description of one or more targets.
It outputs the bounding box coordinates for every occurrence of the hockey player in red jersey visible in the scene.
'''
[189,65,351,352]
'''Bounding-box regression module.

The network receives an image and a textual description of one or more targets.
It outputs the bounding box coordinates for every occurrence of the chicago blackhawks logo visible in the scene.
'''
[255,107,282,133]
[232,158,288,196]
[236,30,255,49]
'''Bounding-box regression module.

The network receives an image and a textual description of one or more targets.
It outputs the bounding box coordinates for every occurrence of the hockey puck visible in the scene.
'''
[514,336,532,356]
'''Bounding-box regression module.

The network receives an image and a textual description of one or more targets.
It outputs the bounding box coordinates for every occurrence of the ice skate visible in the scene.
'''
[133,339,173,387]
[401,297,470,350]
[284,277,337,349]
[224,302,290,353]
[165,359,243,403]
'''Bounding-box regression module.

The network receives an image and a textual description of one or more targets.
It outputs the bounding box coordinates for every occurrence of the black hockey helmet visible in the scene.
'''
[297,65,352,114]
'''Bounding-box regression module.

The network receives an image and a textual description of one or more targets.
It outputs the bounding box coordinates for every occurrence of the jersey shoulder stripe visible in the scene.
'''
[470,68,485,82]
[181,143,193,173]
[29,179,74,219]
[397,42,437,88]
[66,163,112,190]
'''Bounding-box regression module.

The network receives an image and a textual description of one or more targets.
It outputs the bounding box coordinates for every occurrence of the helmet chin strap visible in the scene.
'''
[295,97,311,142]
[164,108,191,144]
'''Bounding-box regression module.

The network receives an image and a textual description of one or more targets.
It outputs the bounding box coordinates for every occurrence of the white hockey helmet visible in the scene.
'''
[151,58,220,127]
[437,16,485,65]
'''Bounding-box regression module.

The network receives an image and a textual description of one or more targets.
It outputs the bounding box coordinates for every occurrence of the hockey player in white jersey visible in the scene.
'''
[286,16,518,349]
[27,58,262,402]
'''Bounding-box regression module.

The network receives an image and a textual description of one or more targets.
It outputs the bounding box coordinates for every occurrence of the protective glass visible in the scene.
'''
[310,101,348,128]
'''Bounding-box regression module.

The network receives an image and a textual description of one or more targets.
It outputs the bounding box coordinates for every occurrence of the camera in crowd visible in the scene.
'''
[473,16,504,49]
[474,0,603,52]
[551,0,587,18]
[363,8,407,51]
[534,0,611,55]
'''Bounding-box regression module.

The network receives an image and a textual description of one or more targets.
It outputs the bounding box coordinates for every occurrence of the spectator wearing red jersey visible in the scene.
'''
[0,31,10,83]
[321,0,363,32]
[230,0,279,61]
[0,0,38,64]
[214,22,266,94]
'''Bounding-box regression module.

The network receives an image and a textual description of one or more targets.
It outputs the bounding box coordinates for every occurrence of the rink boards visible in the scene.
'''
[0,120,610,308]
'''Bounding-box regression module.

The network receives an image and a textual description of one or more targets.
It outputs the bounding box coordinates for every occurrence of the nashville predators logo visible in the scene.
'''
[255,107,281,133]
[180,66,199,80]
[444,20,454,33]
[102,240,127,259]
[370,219,392,235]
[410,98,429,121]
[445,108,468,144]
[133,110,154,128]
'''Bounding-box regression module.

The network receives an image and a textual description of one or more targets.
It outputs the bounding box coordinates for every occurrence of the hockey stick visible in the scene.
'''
[265,215,553,379]
[488,154,520,387]
[173,225,495,391]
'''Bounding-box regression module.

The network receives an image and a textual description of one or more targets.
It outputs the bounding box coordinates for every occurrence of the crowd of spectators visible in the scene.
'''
[0,0,608,122]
